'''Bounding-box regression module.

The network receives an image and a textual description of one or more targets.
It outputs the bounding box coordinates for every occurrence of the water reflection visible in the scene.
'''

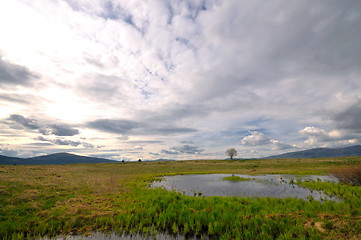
[151,174,339,201]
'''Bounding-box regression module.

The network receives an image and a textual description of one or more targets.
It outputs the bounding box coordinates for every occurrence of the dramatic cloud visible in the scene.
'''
[0,1,360,159]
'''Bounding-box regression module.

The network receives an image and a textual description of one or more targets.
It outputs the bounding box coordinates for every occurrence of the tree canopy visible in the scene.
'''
[226,148,237,160]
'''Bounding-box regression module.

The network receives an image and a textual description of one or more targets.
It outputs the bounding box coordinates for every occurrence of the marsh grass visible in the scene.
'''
[332,164,361,185]
[1,157,361,239]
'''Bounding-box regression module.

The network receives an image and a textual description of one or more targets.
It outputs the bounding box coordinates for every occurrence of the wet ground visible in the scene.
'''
[40,174,339,239]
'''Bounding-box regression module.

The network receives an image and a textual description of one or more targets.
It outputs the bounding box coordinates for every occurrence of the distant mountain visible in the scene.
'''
[0,155,24,165]
[0,152,119,165]
[153,158,176,162]
[265,145,361,159]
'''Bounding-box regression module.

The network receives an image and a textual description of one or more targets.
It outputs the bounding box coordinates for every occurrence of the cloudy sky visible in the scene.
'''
[1,0,361,160]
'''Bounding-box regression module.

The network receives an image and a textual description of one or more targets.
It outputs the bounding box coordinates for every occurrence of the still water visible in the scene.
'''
[151,174,339,201]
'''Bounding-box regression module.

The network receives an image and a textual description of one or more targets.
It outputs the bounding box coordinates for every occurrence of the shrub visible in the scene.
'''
[332,164,361,185]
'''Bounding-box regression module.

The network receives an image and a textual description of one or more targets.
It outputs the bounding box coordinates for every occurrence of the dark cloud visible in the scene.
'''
[40,124,79,136]
[5,114,79,136]
[88,119,139,134]
[87,118,197,136]
[35,136,97,148]
[0,57,39,86]
[52,138,81,147]
[332,100,361,132]
[161,144,204,155]
[8,114,39,130]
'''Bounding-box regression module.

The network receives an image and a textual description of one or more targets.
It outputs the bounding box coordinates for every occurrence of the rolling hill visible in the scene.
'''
[0,152,118,165]
[2,145,361,165]
[265,145,361,159]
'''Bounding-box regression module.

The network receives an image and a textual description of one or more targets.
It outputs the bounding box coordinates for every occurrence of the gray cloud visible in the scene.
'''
[87,118,197,136]
[0,57,39,86]
[161,144,204,155]
[77,74,122,102]
[39,124,79,136]
[5,114,79,136]
[52,138,81,147]
[144,127,197,135]
[35,136,97,148]
[0,94,30,104]
[87,119,139,134]
[8,114,40,130]
[332,100,361,133]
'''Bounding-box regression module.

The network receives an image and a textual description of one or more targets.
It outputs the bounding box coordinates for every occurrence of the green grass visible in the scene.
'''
[0,157,361,239]
[222,175,251,181]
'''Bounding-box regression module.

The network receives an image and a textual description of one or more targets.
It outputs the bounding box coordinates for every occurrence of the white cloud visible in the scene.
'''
[299,126,360,147]
[240,131,294,151]
[240,131,271,146]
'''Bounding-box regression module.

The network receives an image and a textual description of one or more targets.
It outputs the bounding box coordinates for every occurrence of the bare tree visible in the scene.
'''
[225,148,237,160]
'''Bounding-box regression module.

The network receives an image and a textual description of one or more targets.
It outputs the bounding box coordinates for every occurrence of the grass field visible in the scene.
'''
[0,157,360,239]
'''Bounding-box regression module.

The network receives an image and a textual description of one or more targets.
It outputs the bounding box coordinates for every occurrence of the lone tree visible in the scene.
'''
[226,148,237,160]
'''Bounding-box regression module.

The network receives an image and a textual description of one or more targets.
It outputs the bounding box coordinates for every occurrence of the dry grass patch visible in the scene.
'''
[332,164,361,185]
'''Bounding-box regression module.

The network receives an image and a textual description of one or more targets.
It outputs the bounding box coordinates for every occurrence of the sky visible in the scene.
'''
[0,0,361,161]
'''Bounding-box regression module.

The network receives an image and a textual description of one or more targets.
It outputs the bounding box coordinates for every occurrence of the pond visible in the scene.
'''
[151,174,339,201]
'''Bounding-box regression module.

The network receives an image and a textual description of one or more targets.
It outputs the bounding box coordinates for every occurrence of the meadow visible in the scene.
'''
[0,157,360,239]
